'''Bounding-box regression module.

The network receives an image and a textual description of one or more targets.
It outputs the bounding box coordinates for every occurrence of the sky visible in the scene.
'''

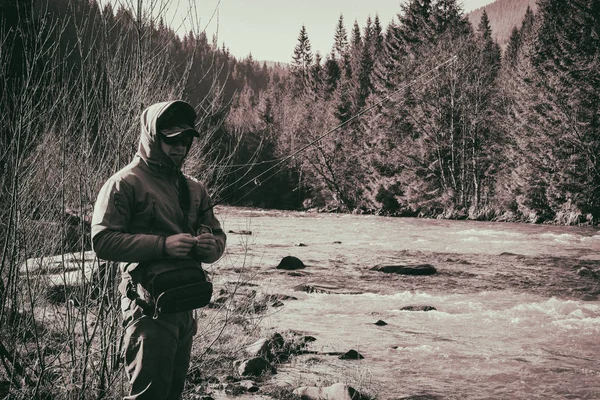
[110,0,497,63]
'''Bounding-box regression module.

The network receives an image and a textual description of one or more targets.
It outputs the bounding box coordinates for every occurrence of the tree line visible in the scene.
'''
[221,0,600,225]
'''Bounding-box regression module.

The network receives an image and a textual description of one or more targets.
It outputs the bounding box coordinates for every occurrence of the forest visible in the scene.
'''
[220,0,599,226]
[2,0,599,231]
[0,0,599,397]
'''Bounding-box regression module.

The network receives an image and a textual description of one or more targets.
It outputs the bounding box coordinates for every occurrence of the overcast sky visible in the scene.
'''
[111,0,497,63]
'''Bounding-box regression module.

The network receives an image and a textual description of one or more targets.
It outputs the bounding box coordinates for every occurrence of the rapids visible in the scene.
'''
[211,206,600,399]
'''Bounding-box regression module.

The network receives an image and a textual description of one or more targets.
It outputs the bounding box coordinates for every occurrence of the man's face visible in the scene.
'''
[159,133,194,166]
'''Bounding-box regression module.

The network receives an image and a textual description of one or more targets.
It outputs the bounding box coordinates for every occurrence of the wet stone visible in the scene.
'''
[371,264,437,275]
[276,256,306,270]
[401,305,437,312]
[339,349,364,360]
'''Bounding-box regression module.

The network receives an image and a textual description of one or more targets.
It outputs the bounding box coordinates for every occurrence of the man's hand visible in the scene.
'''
[194,233,220,263]
[165,233,198,257]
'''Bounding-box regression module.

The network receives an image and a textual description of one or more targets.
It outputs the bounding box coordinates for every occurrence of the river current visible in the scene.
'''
[212,207,600,400]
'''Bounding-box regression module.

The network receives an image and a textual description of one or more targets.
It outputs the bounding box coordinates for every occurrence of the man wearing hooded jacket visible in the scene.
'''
[92,100,226,399]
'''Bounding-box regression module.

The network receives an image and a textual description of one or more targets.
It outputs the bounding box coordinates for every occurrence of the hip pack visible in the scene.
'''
[127,259,213,318]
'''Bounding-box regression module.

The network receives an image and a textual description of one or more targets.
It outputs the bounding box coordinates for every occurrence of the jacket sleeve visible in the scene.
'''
[91,178,166,262]
[198,184,227,263]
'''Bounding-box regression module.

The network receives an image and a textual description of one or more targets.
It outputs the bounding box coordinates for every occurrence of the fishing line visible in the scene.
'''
[202,55,458,213]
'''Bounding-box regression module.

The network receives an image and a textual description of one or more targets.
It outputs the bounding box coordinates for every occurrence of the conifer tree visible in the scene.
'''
[290,25,314,95]
[432,0,470,37]
[349,20,362,79]
[323,52,341,97]
[532,0,600,219]
[372,15,385,57]
[352,17,376,114]
[333,14,349,60]
[504,26,521,66]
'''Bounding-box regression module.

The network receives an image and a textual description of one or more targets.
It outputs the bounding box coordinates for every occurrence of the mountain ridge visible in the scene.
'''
[467,0,538,47]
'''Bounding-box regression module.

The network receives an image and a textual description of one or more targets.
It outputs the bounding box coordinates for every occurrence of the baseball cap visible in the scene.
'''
[160,124,200,138]
[157,101,200,137]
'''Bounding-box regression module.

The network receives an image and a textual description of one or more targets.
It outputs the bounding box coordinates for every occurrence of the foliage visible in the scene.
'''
[220,0,598,224]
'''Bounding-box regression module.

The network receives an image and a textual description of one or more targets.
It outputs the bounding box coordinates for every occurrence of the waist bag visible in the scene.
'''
[129,259,213,318]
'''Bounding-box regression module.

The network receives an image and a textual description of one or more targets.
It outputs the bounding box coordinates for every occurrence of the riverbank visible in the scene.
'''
[303,203,598,227]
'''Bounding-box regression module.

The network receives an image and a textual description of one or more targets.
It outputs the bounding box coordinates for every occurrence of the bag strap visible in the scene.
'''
[178,171,194,235]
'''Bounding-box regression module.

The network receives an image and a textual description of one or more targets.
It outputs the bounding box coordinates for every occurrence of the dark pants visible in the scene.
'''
[121,298,197,400]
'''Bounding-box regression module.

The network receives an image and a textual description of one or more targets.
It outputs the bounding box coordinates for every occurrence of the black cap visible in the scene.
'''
[157,101,200,137]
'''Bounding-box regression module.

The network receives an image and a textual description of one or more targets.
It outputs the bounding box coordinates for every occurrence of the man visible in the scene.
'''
[91,100,226,399]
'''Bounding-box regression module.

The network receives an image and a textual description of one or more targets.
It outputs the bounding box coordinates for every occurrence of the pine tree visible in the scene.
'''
[432,0,470,37]
[372,15,384,57]
[352,17,376,113]
[504,26,520,66]
[531,0,600,220]
[323,52,341,96]
[477,10,501,77]
[290,25,314,95]
[332,14,349,60]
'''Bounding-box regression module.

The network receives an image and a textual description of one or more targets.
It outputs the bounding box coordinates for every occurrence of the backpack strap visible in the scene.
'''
[178,171,194,235]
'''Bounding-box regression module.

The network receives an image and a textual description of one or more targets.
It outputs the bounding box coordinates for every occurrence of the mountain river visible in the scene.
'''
[210,207,600,400]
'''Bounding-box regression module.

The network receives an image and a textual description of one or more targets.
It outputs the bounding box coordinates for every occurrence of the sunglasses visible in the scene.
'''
[160,134,194,147]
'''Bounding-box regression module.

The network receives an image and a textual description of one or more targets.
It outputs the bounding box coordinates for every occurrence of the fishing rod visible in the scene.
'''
[201,55,458,214]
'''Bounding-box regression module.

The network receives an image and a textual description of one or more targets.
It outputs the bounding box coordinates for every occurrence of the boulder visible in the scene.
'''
[339,349,364,360]
[370,264,437,275]
[374,320,388,326]
[293,383,369,400]
[401,305,437,312]
[236,357,276,377]
[238,380,259,392]
[277,256,306,270]
[245,333,285,361]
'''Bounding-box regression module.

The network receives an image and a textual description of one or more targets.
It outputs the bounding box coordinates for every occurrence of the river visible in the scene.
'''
[211,206,600,400]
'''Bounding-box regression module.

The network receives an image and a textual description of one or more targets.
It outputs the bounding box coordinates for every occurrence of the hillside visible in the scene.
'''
[468,0,537,47]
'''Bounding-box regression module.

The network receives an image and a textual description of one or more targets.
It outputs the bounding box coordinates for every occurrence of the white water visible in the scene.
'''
[215,207,600,399]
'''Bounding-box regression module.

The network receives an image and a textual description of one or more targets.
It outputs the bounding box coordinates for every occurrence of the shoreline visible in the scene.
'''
[219,204,600,228]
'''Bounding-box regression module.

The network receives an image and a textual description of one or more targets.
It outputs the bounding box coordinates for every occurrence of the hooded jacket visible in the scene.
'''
[91,101,226,271]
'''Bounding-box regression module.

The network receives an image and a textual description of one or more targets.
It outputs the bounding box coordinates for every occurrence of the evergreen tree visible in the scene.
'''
[504,26,521,66]
[477,10,501,76]
[532,0,600,220]
[332,14,349,60]
[352,17,376,113]
[432,0,470,37]
[290,25,314,95]
[372,14,385,57]
[323,52,341,97]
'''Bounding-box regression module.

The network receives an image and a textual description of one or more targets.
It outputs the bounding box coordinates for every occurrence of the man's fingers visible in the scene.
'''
[180,235,199,244]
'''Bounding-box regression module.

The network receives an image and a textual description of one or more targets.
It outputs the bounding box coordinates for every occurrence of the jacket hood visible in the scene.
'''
[137,100,197,170]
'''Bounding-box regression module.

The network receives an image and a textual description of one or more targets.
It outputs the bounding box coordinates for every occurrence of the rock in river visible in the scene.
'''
[339,349,364,360]
[401,305,437,312]
[276,256,306,270]
[371,264,437,275]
